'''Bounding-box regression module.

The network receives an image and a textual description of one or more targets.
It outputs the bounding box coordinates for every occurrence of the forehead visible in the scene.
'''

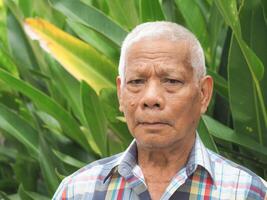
[125,38,191,75]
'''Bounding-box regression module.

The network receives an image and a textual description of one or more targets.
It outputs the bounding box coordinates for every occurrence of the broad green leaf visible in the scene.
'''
[5,1,40,76]
[207,69,228,100]
[216,0,267,130]
[18,0,33,17]
[240,40,265,82]
[228,37,263,142]
[0,191,12,200]
[198,116,218,153]
[13,155,39,191]
[202,115,267,159]
[18,184,34,200]
[139,0,165,22]
[206,2,227,69]
[161,0,185,22]
[214,0,241,37]
[261,0,267,24]
[175,0,209,50]
[85,0,109,16]
[50,0,128,46]
[107,134,125,155]
[0,146,16,160]
[67,19,120,64]
[80,126,102,156]
[47,58,87,126]
[35,111,62,135]
[0,47,18,77]
[105,0,139,30]
[24,18,117,93]
[0,69,91,152]
[239,0,267,117]
[39,135,60,195]
[215,0,264,81]
[0,103,39,157]
[5,0,56,97]
[6,194,20,200]
[52,149,86,169]
[99,88,132,146]
[81,81,108,156]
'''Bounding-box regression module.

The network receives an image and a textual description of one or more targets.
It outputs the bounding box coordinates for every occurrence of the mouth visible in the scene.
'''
[137,121,171,127]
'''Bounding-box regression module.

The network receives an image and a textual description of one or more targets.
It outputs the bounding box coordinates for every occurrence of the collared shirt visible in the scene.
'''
[53,134,267,200]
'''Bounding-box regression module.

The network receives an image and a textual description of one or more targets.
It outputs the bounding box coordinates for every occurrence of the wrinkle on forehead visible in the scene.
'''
[125,39,193,79]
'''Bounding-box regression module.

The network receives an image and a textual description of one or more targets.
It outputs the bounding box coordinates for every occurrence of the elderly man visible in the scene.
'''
[53,22,267,200]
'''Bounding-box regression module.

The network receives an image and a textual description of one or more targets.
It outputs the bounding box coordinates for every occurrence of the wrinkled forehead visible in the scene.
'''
[125,38,192,73]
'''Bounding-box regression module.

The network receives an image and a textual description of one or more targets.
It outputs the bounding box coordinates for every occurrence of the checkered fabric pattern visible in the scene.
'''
[53,134,267,200]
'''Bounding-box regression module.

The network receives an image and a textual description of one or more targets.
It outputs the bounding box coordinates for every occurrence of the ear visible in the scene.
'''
[199,75,213,114]
[116,76,124,112]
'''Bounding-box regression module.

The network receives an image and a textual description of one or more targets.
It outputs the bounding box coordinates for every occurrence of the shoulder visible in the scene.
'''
[207,149,267,199]
[52,153,123,200]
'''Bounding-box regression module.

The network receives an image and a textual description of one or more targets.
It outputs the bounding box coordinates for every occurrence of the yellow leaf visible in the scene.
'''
[24,18,117,93]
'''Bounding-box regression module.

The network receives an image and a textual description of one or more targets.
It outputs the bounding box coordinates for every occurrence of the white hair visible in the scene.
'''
[118,21,206,85]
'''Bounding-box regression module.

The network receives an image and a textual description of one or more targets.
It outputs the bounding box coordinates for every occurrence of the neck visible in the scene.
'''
[137,133,196,175]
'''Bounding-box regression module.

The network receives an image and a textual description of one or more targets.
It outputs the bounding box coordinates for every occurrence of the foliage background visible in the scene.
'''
[0,0,266,199]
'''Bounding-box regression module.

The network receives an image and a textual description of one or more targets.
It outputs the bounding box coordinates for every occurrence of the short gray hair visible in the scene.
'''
[118,21,206,84]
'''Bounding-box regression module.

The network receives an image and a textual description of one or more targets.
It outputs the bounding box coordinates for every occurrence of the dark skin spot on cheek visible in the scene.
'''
[130,101,135,107]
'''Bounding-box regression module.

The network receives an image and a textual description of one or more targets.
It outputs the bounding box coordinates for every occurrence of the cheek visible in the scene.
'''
[121,93,140,116]
[167,91,201,118]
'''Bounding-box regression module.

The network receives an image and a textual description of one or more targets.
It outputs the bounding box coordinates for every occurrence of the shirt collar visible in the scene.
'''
[103,133,215,185]
[185,133,215,183]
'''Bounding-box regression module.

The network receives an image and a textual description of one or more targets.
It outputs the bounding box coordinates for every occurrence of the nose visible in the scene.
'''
[141,81,164,110]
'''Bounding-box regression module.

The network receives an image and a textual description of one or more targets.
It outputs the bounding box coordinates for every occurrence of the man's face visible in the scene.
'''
[117,38,212,149]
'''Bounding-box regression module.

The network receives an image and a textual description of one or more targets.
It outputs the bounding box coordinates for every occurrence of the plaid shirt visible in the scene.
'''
[53,134,267,199]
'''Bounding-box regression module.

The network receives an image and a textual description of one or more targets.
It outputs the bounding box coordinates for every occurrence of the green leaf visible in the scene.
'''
[0,69,91,152]
[228,37,263,141]
[216,0,267,131]
[215,0,265,81]
[175,0,209,50]
[18,184,49,200]
[38,134,60,195]
[24,18,117,93]
[206,2,227,69]
[13,155,39,191]
[5,1,40,75]
[0,146,17,160]
[99,88,132,146]
[18,184,34,200]
[0,47,19,77]
[52,149,86,169]
[0,191,12,200]
[207,69,228,100]
[67,19,120,64]
[202,115,267,159]
[161,0,186,22]
[261,0,267,24]
[198,116,219,153]
[0,103,39,157]
[81,81,108,156]
[50,0,128,46]
[18,0,33,17]
[47,58,87,126]
[35,111,62,135]
[239,0,267,112]
[105,0,139,30]
[139,0,165,22]
[214,0,241,37]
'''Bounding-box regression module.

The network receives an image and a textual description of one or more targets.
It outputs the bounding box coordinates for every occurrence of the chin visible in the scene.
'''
[136,136,179,150]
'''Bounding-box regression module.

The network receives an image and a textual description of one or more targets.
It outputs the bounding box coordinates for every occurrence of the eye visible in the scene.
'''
[163,78,183,85]
[127,79,145,85]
